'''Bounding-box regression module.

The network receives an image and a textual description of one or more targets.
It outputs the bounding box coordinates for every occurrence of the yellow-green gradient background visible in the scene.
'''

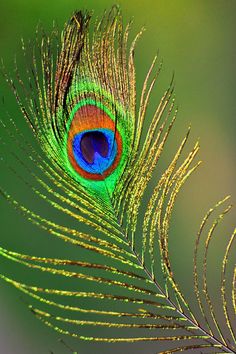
[0,1,235,353]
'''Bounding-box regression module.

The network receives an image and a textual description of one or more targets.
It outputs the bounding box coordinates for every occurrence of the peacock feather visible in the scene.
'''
[0,6,235,353]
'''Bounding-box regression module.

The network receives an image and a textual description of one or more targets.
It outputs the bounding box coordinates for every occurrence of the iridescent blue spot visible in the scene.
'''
[72,129,117,174]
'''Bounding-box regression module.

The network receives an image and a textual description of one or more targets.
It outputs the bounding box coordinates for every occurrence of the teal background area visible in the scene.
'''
[0,1,236,353]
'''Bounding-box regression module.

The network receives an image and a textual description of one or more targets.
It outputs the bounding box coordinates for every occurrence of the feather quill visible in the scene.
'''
[0,6,235,353]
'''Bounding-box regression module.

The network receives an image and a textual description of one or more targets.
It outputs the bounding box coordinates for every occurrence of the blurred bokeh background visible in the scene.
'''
[0,1,235,353]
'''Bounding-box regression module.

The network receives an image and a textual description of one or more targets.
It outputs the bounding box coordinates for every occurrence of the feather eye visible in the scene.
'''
[1,6,236,354]
[65,92,127,186]
[67,105,121,179]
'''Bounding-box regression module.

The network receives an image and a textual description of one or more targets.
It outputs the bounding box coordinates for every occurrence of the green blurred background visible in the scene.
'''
[0,0,236,353]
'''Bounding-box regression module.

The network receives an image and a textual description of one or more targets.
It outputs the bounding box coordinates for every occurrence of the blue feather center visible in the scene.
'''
[72,129,117,174]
